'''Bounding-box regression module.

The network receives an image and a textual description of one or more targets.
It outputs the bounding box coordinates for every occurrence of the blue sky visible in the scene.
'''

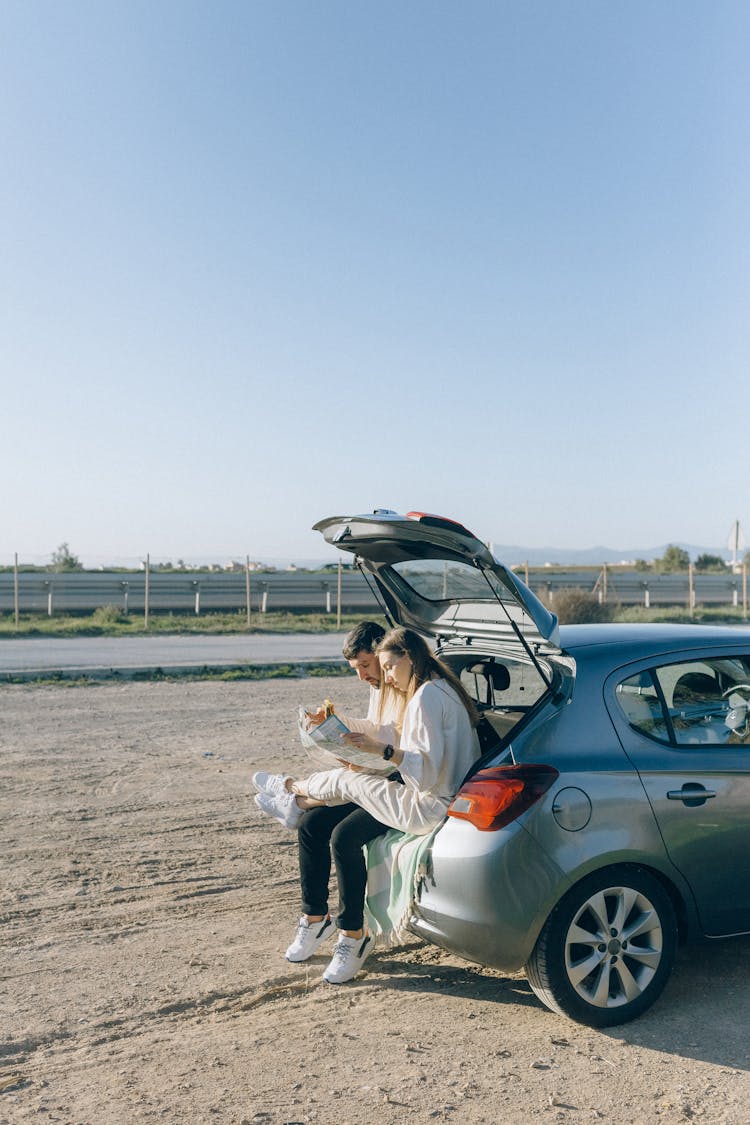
[3,2,748,565]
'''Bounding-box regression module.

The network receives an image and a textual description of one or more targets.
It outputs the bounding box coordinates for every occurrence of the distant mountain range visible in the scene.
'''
[276,541,736,570]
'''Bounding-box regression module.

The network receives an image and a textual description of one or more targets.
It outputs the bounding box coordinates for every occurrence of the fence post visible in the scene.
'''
[14,553,19,627]
[246,557,252,627]
[122,581,129,616]
[144,554,150,630]
[744,561,748,622]
[688,563,695,618]
[524,560,529,585]
[325,586,331,614]
[193,580,200,615]
[594,564,608,605]
[261,584,268,614]
[336,558,342,629]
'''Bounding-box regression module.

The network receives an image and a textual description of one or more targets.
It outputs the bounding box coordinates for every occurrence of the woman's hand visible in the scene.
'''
[340,732,384,757]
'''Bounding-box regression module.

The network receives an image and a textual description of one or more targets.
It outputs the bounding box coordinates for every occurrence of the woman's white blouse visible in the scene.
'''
[398,679,479,799]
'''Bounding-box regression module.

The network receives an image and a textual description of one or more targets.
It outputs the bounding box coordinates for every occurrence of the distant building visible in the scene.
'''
[225,560,270,573]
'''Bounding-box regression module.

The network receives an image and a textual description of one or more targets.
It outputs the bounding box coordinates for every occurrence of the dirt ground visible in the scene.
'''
[2,678,750,1125]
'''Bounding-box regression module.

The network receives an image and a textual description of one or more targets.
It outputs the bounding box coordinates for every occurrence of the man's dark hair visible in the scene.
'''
[342,620,386,660]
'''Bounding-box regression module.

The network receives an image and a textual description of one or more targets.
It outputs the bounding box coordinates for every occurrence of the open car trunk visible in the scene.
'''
[314,509,560,652]
[315,509,563,754]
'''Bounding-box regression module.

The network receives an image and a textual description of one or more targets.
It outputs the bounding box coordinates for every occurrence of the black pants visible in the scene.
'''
[297,802,391,931]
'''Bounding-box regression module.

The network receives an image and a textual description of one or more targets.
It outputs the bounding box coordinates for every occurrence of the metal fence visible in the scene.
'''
[538,567,749,610]
[0,569,381,616]
[1,565,748,618]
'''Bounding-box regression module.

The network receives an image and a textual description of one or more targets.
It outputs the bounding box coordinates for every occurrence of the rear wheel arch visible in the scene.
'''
[636,863,690,944]
[553,858,691,942]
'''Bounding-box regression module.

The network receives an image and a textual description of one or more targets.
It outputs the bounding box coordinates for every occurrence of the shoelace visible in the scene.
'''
[330,939,355,964]
[332,936,368,965]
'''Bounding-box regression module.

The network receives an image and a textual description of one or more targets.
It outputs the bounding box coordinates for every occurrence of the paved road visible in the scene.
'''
[0,634,348,676]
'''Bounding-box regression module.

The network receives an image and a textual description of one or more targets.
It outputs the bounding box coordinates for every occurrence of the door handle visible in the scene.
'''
[667,785,717,804]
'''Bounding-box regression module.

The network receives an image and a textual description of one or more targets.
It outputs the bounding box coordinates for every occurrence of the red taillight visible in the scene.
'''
[447,764,559,831]
[405,511,476,538]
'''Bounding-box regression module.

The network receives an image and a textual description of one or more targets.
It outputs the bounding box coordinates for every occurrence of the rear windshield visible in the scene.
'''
[391,558,517,606]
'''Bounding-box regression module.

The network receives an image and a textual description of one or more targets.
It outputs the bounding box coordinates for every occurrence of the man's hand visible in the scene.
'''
[303,706,327,728]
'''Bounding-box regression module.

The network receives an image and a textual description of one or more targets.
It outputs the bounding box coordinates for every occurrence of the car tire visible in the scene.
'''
[525,865,677,1027]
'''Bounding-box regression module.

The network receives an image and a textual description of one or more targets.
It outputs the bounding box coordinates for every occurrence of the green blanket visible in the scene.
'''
[364,826,439,947]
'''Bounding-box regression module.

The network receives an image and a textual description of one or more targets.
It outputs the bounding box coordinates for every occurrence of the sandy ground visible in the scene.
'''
[2,678,750,1125]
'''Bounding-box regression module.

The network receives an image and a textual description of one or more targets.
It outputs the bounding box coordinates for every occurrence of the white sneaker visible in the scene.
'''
[285,915,335,962]
[251,771,291,796]
[254,789,303,830]
[323,933,375,984]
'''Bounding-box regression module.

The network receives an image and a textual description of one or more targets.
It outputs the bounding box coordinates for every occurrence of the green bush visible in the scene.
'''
[543,588,614,625]
[91,605,129,626]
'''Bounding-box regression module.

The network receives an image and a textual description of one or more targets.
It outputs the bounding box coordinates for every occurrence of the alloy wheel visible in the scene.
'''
[564,884,663,1009]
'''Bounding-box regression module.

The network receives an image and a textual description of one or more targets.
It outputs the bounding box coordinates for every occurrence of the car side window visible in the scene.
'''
[616,656,750,747]
[655,662,724,745]
[615,672,670,742]
[655,658,750,746]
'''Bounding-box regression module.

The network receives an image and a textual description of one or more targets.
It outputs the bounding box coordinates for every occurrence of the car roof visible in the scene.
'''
[557,622,750,662]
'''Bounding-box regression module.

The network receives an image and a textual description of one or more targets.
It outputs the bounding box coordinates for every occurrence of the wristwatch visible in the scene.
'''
[382,743,395,762]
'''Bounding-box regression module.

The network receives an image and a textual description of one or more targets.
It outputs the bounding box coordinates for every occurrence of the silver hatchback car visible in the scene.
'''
[315,509,750,1027]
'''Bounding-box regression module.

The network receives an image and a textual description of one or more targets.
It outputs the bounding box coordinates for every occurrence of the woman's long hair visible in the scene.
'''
[376,627,479,726]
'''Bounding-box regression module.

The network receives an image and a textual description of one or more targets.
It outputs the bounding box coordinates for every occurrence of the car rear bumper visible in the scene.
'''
[407,817,567,972]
